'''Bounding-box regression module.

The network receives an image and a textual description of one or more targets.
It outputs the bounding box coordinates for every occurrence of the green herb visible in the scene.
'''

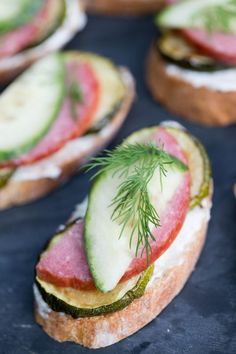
[87,143,187,262]
[68,81,84,120]
[192,1,236,34]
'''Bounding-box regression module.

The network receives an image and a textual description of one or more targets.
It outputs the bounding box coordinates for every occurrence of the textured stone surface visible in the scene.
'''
[0,14,235,354]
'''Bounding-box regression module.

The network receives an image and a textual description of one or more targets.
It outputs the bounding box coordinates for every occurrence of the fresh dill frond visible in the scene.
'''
[192,1,236,34]
[86,143,187,262]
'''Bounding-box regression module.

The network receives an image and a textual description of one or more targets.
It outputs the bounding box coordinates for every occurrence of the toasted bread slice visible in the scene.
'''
[0,67,135,210]
[34,191,212,349]
[146,45,236,126]
[84,0,164,16]
[0,0,86,83]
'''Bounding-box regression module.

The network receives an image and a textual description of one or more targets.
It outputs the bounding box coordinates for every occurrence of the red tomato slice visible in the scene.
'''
[36,128,190,291]
[1,60,99,168]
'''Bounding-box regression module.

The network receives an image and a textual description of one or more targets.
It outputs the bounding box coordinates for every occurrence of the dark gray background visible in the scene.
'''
[0,14,236,354]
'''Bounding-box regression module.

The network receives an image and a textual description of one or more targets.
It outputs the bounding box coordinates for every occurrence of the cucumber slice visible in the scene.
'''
[35,264,153,318]
[158,31,228,72]
[157,0,236,34]
[0,53,65,162]
[165,126,211,209]
[0,0,44,34]
[65,53,126,127]
[84,133,187,293]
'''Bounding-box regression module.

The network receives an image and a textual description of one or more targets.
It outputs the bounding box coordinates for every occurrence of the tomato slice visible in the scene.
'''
[0,60,99,168]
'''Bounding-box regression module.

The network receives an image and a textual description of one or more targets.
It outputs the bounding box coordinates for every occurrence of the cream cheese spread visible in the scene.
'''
[166,64,236,92]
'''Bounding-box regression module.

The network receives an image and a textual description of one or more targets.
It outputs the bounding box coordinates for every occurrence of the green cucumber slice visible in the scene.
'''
[156,0,236,34]
[65,53,126,127]
[0,53,65,162]
[165,126,211,209]
[84,132,187,293]
[35,264,153,318]
[0,0,44,34]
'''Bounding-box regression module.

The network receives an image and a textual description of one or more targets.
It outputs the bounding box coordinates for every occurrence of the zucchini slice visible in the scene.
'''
[65,53,126,130]
[0,53,65,162]
[35,265,153,318]
[165,126,211,209]
[158,31,228,72]
[0,168,14,188]
[0,0,44,34]
[156,0,236,34]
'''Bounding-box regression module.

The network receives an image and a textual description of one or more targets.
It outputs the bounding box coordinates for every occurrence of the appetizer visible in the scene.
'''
[0,0,86,82]
[146,0,236,125]
[84,0,164,16]
[34,122,212,348]
[0,51,135,209]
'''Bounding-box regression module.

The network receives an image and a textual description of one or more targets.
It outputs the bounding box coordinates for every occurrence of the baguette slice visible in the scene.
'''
[0,0,86,83]
[83,0,164,16]
[146,45,236,126]
[0,64,135,210]
[34,189,212,348]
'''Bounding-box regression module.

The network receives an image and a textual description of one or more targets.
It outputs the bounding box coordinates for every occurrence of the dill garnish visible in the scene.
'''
[87,143,187,262]
[192,1,236,34]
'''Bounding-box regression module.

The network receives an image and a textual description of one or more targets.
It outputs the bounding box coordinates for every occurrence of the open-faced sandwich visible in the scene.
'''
[84,0,164,16]
[34,122,212,348]
[147,0,236,126]
[0,51,135,209]
[0,0,86,82]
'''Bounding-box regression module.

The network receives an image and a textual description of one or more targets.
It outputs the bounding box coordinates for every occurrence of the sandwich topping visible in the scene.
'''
[0,52,127,184]
[156,0,236,90]
[35,124,211,317]
[0,0,65,59]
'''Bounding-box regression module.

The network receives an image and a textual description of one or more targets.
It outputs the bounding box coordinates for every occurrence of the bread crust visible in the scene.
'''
[84,0,164,16]
[35,194,211,348]
[0,0,86,83]
[0,67,135,210]
[146,45,236,126]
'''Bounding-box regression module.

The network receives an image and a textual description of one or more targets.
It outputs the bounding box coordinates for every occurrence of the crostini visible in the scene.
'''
[34,122,212,348]
[0,0,86,82]
[84,0,164,16]
[146,0,236,126]
[0,51,135,209]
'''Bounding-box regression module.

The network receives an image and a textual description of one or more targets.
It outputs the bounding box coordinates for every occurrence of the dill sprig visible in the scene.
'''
[192,1,236,34]
[86,143,187,262]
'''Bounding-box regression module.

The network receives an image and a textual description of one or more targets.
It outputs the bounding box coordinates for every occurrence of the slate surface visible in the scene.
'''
[0,14,236,354]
